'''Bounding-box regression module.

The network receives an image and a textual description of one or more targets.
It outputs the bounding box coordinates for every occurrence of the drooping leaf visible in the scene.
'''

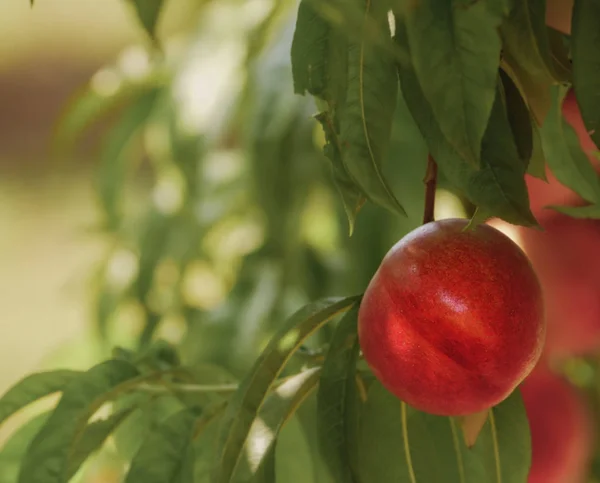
[236,367,321,481]
[0,370,81,428]
[339,0,405,218]
[317,302,361,483]
[291,0,347,104]
[358,381,531,483]
[65,405,138,480]
[212,296,358,483]
[97,88,161,229]
[571,0,600,149]
[500,0,566,84]
[499,63,547,180]
[540,85,600,204]
[404,0,502,166]
[396,24,536,226]
[500,69,533,165]
[113,392,185,462]
[124,408,198,483]
[17,360,141,483]
[129,0,166,41]
[499,0,571,125]
[528,123,547,181]
[548,203,600,219]
[0,412,50,483]
[316,111,366,234]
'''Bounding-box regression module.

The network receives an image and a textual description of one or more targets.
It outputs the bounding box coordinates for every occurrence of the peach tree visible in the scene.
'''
[1,0,600,482]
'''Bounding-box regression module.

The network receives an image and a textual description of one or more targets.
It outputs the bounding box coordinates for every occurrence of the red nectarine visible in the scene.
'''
[358,218,546,416]
[519,211,600,359]
[521,367,594,483]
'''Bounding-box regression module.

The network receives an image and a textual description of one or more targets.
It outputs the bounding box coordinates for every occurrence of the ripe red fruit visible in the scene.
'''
[521,367,594,483]
[357,218,546,416]
[520,212,600,359]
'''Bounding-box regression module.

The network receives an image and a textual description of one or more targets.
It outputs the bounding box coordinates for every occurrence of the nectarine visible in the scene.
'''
[521,367,594,483]
[358,218,546,416]
[520,210,600,359]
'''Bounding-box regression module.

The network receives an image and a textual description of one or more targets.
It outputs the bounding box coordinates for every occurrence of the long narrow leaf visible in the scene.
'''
[124,408,198,483]
[572,0,600,148]
[0,371,81,427]
[65,405,138,480]
[404,0,502,166]
[237,367,321,481]
[212,296,358,483]
[17,360,141,483]
[317,302,361,483]
[340,0,405,217]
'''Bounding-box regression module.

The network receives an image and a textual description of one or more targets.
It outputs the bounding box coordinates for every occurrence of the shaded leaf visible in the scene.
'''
[500,69,533,164]
[113,392,185,462]
[528,123,547,180]
[358,381,531,483]
[0,370,81,428]
[124,409,198,483]
[540,85,600,204]
[237,367,321,481]
[500,0,564,82]
[404,0,502,166]
[498,0,566,125]
[291,0,347,104]
[396,24,535,226]
[572,0,600,149]
[129,0,166,41]
[316,111,366,234]
[317,302,361,483]
[17,360,140,483]
[65,405,137,480]
[339,0,405,217]
[212,296,358,483]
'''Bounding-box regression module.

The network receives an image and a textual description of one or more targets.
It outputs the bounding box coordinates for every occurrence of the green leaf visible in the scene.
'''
[317,303,361,483]
[129,0,166,41]
[17,360,141,483]
[291,0,347,104]
[572,0,600,149]
[212,296,359,483]
[0,370,81,427]
[548,203,600,218]
[404,0,502,166]
[236,367,321,481]
[396,24,536,226]
[358,381,531,483]
[65,405,137,480]
[124,408,198,483]
[500,0,564,83]
[540,85,600,204]
[528,123,547,180]
[97,87,161,229]
[0,412,50,483]
[339,0,405,218]
[316,111,366,234]
[500,69,533,164]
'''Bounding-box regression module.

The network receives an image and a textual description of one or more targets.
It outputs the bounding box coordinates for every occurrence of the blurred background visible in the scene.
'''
[0,1,440,481]
[1,0,599,482]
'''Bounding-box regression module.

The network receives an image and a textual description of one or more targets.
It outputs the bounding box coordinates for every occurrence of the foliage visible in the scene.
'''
[2,0,600,482]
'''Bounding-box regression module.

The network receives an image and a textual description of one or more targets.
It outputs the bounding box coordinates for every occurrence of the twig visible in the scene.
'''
[422,154,438,225]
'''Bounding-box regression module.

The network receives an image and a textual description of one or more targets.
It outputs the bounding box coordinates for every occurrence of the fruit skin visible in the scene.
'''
[358,218,546,416]
[521,367,594,483]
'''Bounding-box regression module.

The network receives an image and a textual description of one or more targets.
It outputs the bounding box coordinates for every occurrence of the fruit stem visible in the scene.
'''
[422,154,438,225]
